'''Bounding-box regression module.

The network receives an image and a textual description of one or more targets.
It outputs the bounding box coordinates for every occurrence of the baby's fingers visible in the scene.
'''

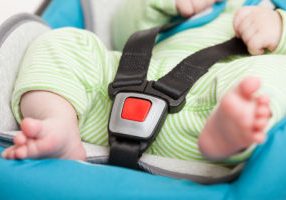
[176,0,195,17]
[233,7,253,37]
[192,0,220,13]
[246,36,266,55]
[176,0,223,18]
[240,23,257,45]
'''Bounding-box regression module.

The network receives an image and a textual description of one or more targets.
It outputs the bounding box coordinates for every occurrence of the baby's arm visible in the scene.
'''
[112,0,177,50]
[112,0,220,50]
[233,6,283,55]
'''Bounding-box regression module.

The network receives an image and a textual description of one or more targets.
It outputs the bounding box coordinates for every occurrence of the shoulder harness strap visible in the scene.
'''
[108,23,249,169]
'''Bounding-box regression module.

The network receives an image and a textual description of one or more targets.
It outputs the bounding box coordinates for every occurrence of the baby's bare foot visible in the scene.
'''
[2,117,86,160]
[199,77,271,160]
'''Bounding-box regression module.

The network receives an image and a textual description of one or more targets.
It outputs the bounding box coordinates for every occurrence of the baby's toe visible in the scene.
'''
[256,95,270,105]
[255,105,271,118]
[253,131,266,143]
[238,77,261,98]
[252,108,269,144]
[25,140,42,159]
[253,117,269,131]
[21,118,43,139]
[3,146,16,159]
[14,132,27,146]
[15,146,28,159]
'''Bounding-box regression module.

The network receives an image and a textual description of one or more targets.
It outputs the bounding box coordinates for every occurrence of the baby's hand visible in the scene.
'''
[176,0,222,18]
[234,6,283,55]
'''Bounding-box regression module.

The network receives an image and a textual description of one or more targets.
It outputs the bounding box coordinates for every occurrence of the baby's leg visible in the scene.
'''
[2,91,85,160]
[198,77,271,160]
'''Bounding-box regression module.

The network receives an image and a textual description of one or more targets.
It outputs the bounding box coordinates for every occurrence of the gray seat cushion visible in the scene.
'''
[0,13,50,131]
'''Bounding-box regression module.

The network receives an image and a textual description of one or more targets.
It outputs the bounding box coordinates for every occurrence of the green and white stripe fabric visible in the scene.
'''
[112,0,246,51]
[11,0,286,165]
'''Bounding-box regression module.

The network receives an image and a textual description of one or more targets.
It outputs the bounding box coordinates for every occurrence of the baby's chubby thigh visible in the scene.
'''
[214,55,286,128]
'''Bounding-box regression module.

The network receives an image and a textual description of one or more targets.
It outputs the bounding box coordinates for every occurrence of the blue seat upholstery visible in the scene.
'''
[42,0,84,29]
[1,118,286,199]
[1,0,285,199]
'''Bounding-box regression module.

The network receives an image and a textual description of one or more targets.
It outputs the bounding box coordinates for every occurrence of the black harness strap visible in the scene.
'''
[153,38,248,100]
[108,24,249,168]
[110,23,183,93]
[109,138,140,169]
[111,27,159,88]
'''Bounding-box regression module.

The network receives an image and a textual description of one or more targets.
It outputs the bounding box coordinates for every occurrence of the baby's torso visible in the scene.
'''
[79,12,236,161]
[79,1,284,162]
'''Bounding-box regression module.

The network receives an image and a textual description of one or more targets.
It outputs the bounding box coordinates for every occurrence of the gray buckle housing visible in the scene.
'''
[109,92,167,140]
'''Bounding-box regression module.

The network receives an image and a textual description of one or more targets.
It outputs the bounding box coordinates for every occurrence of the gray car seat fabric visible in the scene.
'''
[0,13,244,184]
[0,14,50,131]
[81,0,123,49]
[83,143,244,183]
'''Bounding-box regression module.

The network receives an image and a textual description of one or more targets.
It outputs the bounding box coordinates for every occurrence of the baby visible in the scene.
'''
[1,0,286,169]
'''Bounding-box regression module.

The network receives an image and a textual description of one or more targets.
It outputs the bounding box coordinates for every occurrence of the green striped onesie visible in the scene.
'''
[11,0,286,165]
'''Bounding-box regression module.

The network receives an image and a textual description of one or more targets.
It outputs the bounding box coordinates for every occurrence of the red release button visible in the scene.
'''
[121,97,152,122]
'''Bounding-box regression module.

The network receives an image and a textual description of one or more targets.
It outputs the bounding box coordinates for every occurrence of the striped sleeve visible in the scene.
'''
[111,0,177,50]
[273,9,286,54]
[147,0,178,16]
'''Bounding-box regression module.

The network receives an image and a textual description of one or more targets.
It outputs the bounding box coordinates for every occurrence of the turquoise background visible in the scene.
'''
[4,0,283,198]
[1,118,286,199]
